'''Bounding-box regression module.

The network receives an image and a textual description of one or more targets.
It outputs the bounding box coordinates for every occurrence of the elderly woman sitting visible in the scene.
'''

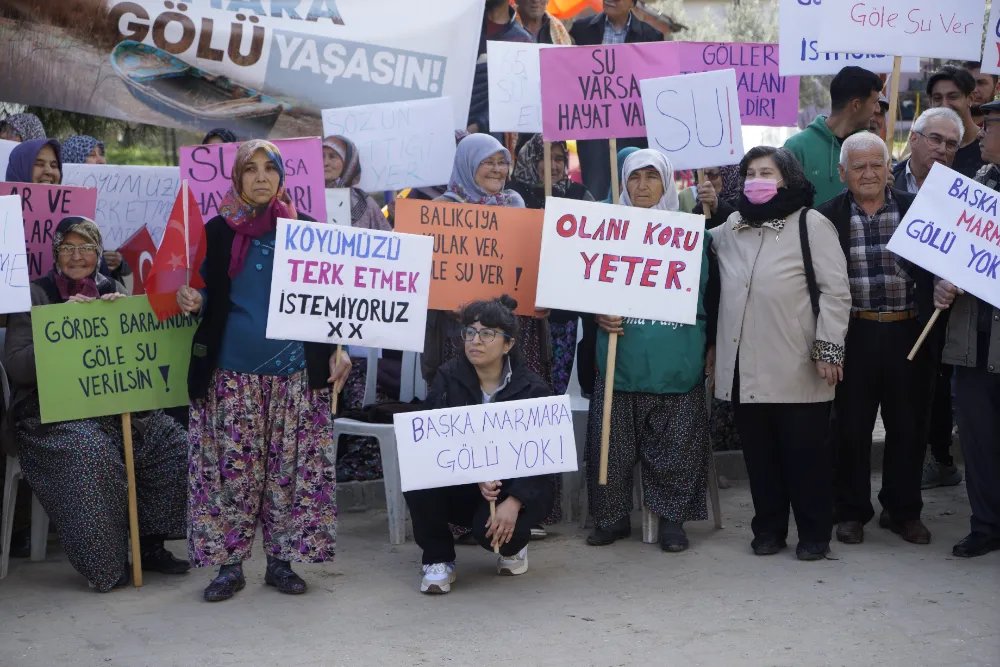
[2,217,189,592]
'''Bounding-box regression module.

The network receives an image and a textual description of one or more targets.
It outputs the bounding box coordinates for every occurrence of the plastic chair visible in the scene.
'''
[332,348,419,545]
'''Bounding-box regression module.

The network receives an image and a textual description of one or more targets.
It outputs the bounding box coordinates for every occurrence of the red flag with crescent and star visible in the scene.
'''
[145,183,207,321]
[118,226,157,295]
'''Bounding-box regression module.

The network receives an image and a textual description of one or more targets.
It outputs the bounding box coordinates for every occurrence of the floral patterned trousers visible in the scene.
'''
[188,370,337,566]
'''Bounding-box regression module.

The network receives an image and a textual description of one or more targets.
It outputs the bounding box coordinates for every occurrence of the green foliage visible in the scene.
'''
[105,145,171,166]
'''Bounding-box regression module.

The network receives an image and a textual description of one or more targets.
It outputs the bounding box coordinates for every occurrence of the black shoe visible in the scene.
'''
[751,535,787,555]
[9,529,29,559]
[203,566,246,602]
[953,532,1000,558]
[796,541,831,561]
[141,545,191,574]
[659,519,689,553]
[586,517,631,546]
[265,559,308,595]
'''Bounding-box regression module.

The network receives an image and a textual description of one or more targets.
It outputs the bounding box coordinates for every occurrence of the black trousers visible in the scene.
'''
[733,399,834,543]
[927,364,955,466]
[953,366,1000,538]
[835,319,935,523]
[405,483,552,565]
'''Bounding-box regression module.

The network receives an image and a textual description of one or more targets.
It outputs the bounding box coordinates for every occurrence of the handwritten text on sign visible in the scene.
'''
[61,164,180,250]
[535,198,706,325]
[641,70,745,171]
[818,0,985,61]
[31,296,198,423]
[778,0,921,76]
[0,195,30,315]
[394,199,543,315]
[0,182,98,280]
[266,218,432,351]
[887,164,1000,311]
[394,395,578,492]
[179,137,327,224]
[487,42,560,133]
[321,97,457,192]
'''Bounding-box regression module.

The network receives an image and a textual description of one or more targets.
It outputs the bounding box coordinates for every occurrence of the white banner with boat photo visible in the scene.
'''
[0,0,484,138]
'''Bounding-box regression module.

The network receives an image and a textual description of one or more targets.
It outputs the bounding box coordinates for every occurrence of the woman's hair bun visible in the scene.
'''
[497,294,518,312]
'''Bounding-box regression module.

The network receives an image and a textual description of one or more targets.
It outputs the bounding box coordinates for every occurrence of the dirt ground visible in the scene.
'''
[1,476,997,667]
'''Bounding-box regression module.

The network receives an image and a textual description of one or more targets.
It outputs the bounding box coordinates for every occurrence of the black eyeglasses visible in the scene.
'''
[461,326,510,343]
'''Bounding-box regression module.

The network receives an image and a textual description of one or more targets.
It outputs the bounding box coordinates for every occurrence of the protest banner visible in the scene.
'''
[675,43,799,127]
[778,0,921,76]
[394,199,543,316]
[640,70,745,171]
[0,194,30,315]
[393,395,578,493]
[0,182,98,280]
[539,42,677,141]
[179,137,327,223]
[266,217,433,351]
[0,1,483,137]
[487,42,562,133]
[62,164,180,249]
[31,295,197,423]
[118,226,157,296]
[0,139,18,178]
[326,188,352,226]
[535,197,707,326]
[817,0,985,61]
[321,97,456,192]
[983,1,1000,76]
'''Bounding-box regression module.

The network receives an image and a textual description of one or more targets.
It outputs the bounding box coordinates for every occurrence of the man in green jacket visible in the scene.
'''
[785,67,884,206]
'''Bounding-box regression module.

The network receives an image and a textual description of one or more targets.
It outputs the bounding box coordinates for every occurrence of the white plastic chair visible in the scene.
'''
[332,348,420,545]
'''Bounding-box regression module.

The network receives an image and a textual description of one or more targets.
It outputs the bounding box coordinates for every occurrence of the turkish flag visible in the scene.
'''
[146,182,207,321]
[118,226,157,295]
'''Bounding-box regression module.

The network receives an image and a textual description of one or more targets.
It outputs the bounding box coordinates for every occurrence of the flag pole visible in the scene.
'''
[182,179,191,287]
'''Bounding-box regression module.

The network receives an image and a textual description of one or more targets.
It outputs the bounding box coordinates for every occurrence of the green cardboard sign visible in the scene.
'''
[32,296,197,423]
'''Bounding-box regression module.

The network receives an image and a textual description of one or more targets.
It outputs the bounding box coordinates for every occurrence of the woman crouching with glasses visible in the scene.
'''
[404,295,554,595]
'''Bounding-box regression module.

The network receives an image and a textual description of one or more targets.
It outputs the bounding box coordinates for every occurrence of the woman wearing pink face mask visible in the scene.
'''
[712,146,851,562]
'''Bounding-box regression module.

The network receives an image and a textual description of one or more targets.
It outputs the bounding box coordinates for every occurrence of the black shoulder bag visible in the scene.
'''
[799,208,821,317]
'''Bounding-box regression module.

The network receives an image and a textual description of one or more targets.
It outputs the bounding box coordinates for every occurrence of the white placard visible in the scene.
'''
[778,0,921,75]
[61,164,180,250]
[535,197,706,325]
[325,188,352,226]
[266,217,433,351]
[394,395,578,492]
[0,194,30,315]
[640,69,744,171]
[321,97,457,193]
[818,0,985,61]
[887,163,1000,310]
[0,139,18,179]
[487,42,560,133]
[983,1,1000,76]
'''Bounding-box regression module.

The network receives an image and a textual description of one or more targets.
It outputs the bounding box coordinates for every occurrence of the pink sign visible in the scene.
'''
[0,182,98,280]
[540,42,679,141]
[179,137,327,224]
[676,43,799,127]
[540,42,799,140]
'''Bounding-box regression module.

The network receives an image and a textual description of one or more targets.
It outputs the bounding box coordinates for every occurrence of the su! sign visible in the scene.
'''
[535,198,706,325]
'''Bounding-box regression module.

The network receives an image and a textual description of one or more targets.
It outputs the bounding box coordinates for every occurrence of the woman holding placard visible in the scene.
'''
[177,139,352,602]
[712,146,850,561]
[3,217,190,592]
[322,135,391,230]
[405,295,554,594]
[587,149,719,554]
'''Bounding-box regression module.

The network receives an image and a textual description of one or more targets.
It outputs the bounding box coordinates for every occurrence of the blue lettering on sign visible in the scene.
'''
[905,219,956,254]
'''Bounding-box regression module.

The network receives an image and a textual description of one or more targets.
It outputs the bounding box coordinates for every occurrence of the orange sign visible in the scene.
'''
[395,199,543,315]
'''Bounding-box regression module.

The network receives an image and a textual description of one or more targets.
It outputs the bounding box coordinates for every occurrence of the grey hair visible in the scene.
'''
[840,133,890,167]
[912,107,965,143]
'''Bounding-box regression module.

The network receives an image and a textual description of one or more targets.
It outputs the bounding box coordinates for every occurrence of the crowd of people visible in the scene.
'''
[1,0,998,601]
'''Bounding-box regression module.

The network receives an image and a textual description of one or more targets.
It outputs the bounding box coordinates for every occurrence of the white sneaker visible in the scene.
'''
[420,562,456,594]
[497,547,528,576]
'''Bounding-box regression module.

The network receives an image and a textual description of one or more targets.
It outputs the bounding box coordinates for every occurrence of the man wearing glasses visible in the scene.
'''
[932,99,1000,558]
[892,108,964,196]
[926,66,986,178]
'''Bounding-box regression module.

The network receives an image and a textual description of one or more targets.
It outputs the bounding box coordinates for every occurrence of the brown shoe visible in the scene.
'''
[891,519,931,545]
[836,521,864,544]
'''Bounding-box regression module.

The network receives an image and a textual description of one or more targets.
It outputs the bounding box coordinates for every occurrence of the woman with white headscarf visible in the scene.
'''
[586,149,719,554]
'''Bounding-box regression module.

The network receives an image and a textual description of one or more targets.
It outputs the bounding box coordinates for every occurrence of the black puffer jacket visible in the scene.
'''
[424,355,553,509]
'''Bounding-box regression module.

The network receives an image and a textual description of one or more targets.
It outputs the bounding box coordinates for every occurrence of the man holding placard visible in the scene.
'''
[933,100,1000,558]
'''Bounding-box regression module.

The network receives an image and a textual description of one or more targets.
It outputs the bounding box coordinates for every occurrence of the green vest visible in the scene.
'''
[596,238,710,395]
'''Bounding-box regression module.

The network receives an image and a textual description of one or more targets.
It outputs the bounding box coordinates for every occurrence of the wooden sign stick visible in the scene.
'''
[331,345,343,415]
[490,500,499,553]
[543,141,553,198]
[121,412,143,587]
[907,309,942,361]
[599,139,622,485]
[886,56,902,153]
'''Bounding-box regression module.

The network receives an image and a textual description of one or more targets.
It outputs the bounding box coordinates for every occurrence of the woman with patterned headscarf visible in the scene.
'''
[61,135,106,165]
[0,113,46,142]
[177,140,352,602]
[322,135,390,230]
[2,217,189,592]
